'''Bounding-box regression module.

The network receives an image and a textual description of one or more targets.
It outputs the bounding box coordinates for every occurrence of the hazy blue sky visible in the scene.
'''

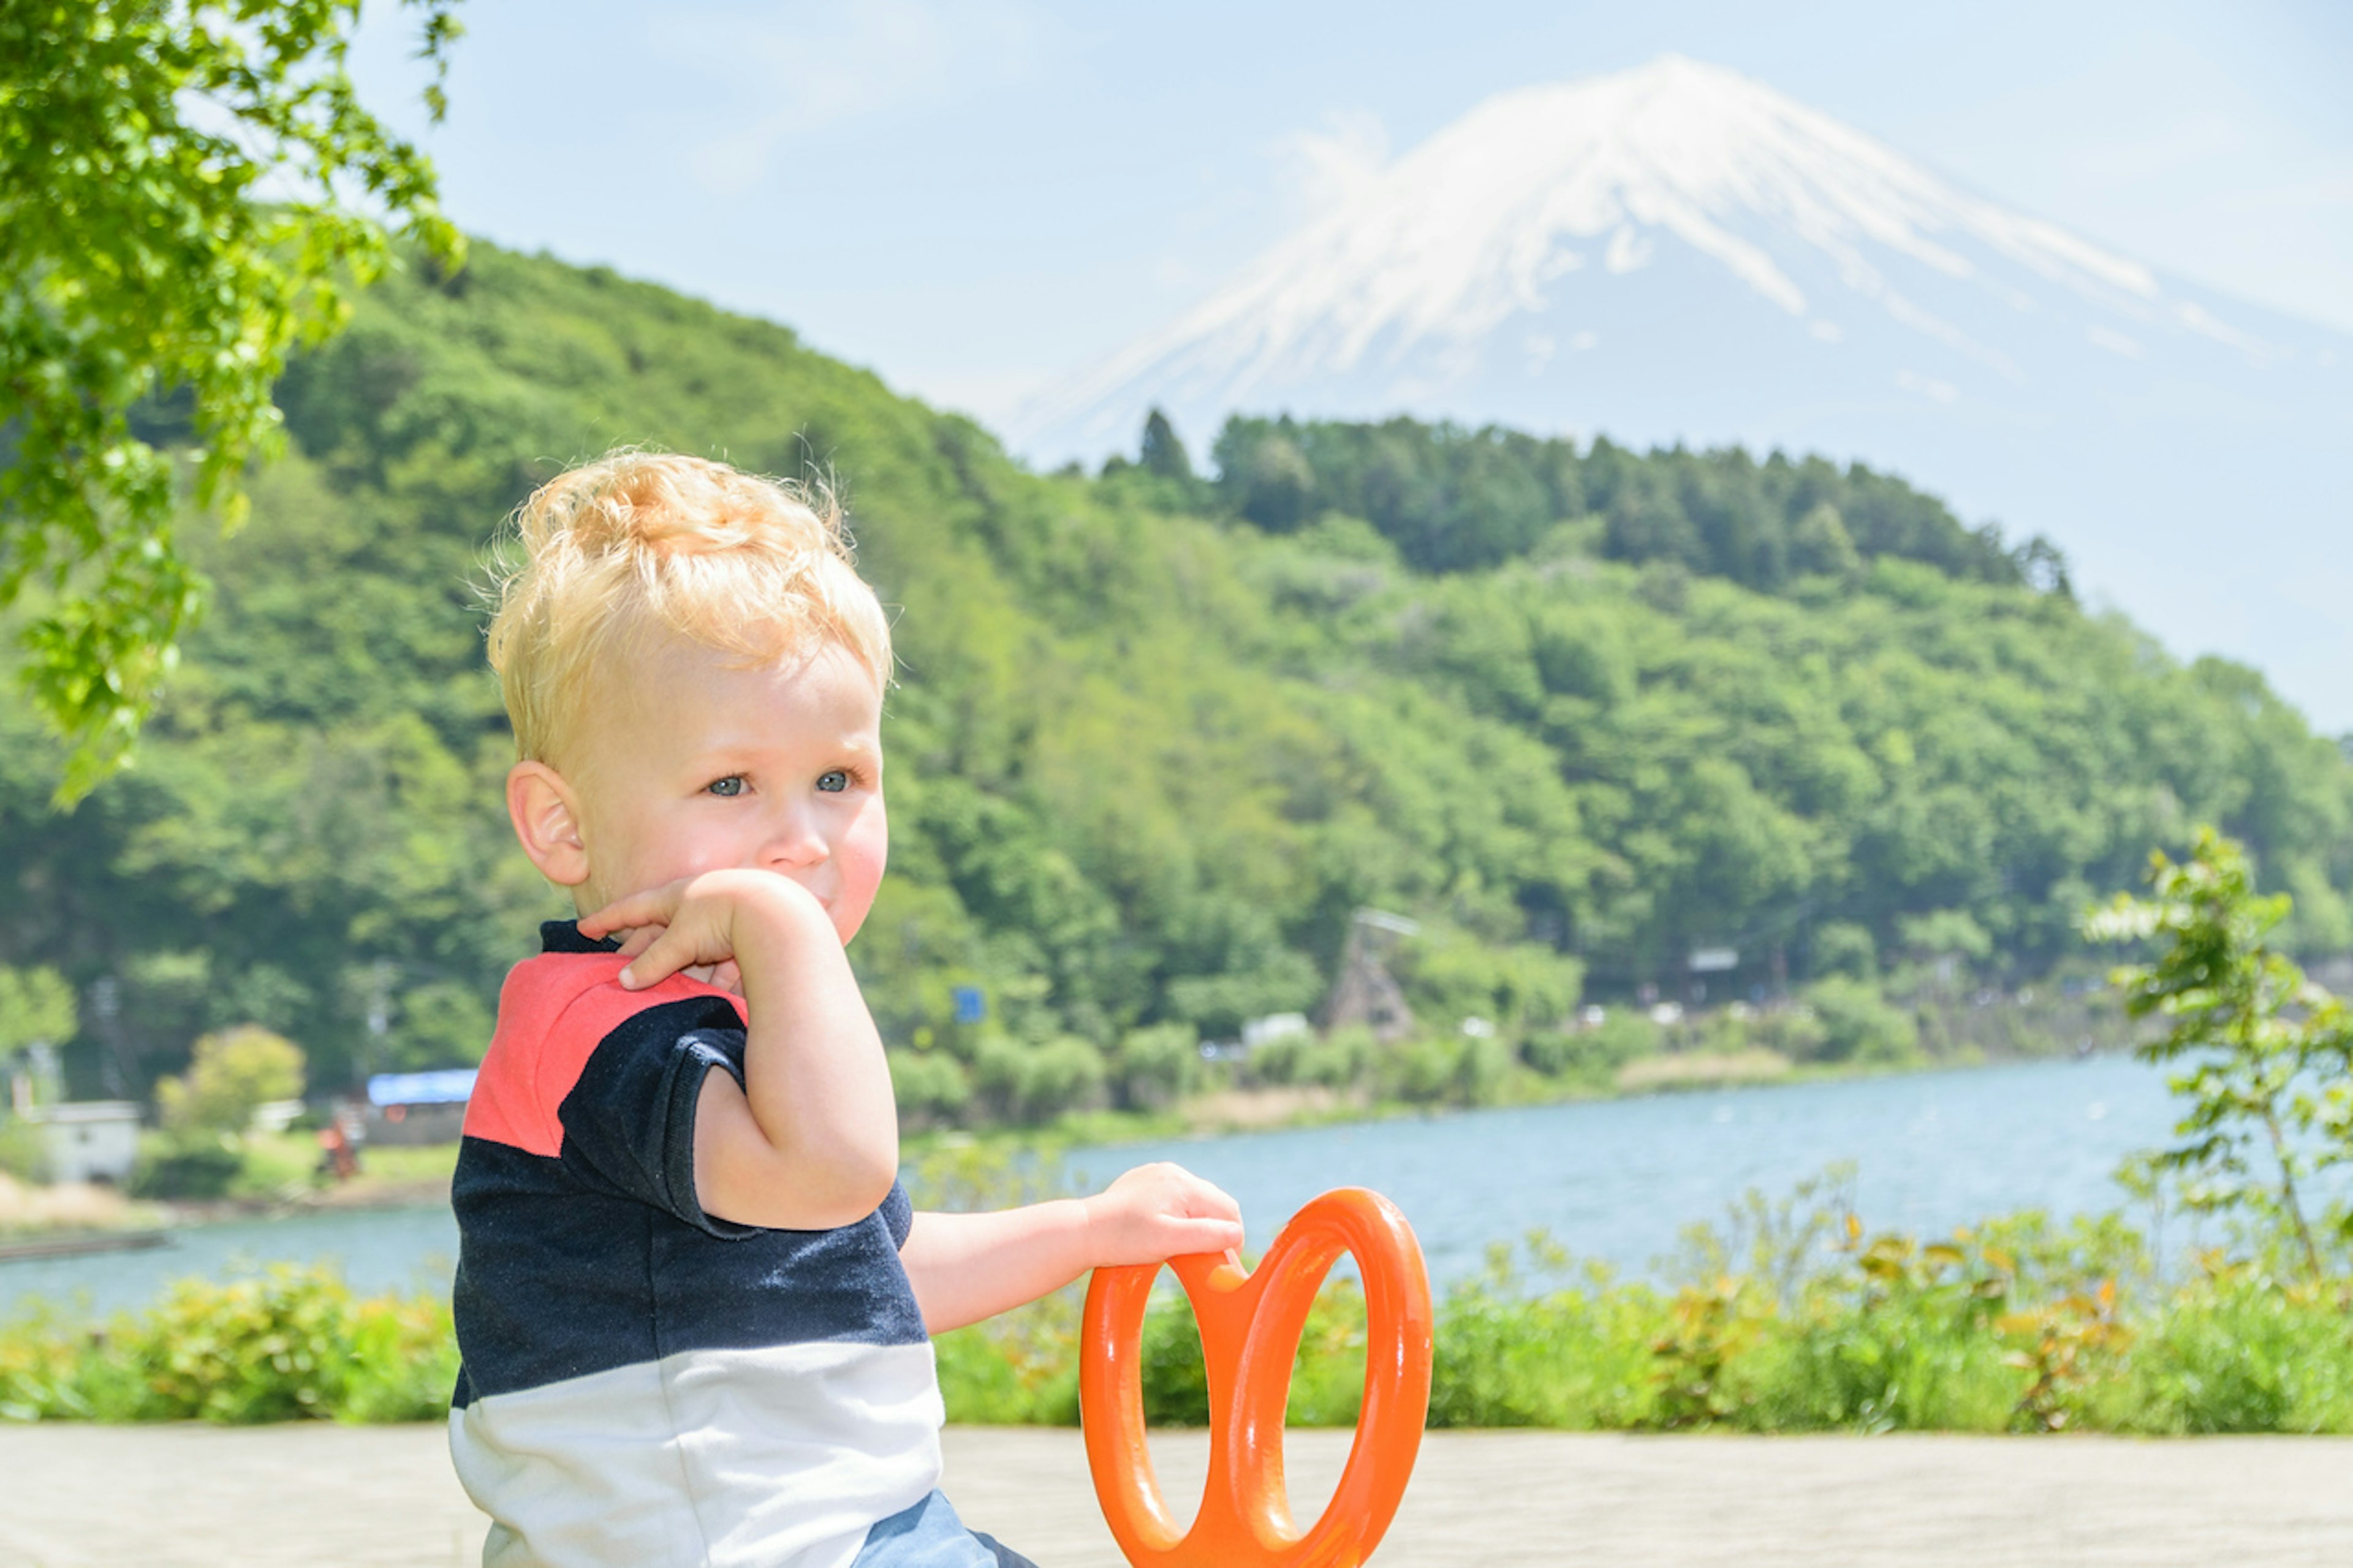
[354,0,2351,425]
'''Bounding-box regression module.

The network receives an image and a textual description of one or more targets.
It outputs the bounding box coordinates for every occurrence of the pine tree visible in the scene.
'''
[1138,408,1193,482]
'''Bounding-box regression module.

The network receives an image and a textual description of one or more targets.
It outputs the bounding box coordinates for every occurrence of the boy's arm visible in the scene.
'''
[580,869,898,1231]
[899,1162,1243,1335]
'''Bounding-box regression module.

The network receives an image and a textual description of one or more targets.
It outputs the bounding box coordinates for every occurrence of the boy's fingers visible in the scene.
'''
[1188,1178,1242,1223]
[1165,1217,1246,1256]
[579,898,653,940]
[618,924,699,990]
[615,925,664,959]
[1146,1165,1241,1224]
[579,881,688,939]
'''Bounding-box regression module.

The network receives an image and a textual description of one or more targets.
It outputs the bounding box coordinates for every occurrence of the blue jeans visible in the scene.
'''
[853,1490,1037,1567]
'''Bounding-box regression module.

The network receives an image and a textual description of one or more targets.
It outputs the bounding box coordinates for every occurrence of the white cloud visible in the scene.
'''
[1895,369,1959,404]
[2085,325,2144,360]
[659,1,1042,196]
[1270,108,1390,220]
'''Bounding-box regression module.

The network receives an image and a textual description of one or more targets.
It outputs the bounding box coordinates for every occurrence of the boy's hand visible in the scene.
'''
[1082,1162,1245,1267]
[579,869,827,992]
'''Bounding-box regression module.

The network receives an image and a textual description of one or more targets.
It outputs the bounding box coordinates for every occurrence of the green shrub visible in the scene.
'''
[1138,1290,1211,1425]
[0,1118,47,1183]
[1396,929,1584,1037]
[1110,1023,1199,1112]
[1745,1005,1828,1062]
[1802,978,1919,1065]
[1133,1270,1374,1428]
[934,1312,1081,1427]
[0,1264,453,1423]
[1430,1261,1663,1428]
[969,1034,1108,1125]
[888,1049,972,1126]
[1811,922,1878,980]
[1733,1237,2021,1432]
[2101,1269,2353,1434]
[129,1134,245,1200]
[1297,1026,1375,1091]
[1376,1033,1509,1105]
[1522,1010,1656,1080]
[389,980,495,1072]
[1243,1028,1306,1086]
[155,1025,305,1134]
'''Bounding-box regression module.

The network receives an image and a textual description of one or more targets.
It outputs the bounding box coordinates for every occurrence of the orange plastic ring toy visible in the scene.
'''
[1080,1187,1434,1568]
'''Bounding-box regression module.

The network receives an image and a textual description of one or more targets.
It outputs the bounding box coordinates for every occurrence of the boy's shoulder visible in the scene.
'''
[464,921,746,1159]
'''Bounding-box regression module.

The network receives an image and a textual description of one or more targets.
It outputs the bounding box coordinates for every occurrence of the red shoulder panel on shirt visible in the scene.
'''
[462,955,748,1157]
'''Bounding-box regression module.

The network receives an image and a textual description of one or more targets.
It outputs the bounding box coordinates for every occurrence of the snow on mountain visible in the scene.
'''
[1010,53,2353,727]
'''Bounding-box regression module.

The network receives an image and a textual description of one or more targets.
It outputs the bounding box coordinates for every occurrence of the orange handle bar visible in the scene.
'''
[1079,1187,1434,1568]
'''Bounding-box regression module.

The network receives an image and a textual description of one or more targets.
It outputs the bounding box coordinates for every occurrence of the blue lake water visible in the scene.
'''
[0,1055,2234,1319]
[1071,1055,2188,1286]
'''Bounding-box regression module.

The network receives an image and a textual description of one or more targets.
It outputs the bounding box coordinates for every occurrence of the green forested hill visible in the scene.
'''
[5,241,2349,1111]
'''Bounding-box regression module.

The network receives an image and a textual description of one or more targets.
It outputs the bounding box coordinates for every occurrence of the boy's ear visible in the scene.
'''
[507,761,591,888]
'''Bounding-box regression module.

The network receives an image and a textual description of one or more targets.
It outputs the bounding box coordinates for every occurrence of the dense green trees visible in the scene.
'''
[1,240,2347,1118]
[1207,415,2045,586]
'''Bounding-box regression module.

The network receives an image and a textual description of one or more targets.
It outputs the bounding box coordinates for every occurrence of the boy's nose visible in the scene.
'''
[760,811,830,871]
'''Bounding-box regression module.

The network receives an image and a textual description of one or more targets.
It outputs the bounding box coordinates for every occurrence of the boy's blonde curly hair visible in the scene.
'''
[487,451,892,766]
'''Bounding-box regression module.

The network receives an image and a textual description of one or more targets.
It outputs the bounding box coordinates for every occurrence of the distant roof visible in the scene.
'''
[367,1069,478,1107]
[27,1100,141,1124]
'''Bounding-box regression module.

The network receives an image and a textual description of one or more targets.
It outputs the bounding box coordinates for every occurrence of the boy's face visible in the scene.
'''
[554,634,888,944]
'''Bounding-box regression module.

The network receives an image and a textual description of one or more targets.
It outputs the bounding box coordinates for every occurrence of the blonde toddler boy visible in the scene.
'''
[450,453,1242,1567]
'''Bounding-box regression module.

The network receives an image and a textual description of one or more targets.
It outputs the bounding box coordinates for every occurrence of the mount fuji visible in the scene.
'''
[1010,56,2353,729]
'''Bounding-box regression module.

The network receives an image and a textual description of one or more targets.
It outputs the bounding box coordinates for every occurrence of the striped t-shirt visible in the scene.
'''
[449,922,941,1568]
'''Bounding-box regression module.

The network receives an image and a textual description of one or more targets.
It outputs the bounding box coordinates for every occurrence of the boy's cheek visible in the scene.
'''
[833,810,889,943]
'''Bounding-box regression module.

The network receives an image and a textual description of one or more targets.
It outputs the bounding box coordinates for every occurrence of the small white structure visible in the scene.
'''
[25,1102,142,1184]
[1240,1013,1312,1051]
[251,1098,306,1135]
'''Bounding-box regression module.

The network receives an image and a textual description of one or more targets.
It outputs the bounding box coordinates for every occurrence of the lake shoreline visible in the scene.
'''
[905,1042,2113,1165]
[0,1046,2121,1240]
[0,1055,2205,1319]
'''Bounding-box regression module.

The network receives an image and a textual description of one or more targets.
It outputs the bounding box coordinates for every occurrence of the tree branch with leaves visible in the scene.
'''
[1,0,464,798]
[2083,826,2353,1284]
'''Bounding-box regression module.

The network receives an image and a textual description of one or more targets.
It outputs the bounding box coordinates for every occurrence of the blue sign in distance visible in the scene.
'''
[952,986,987,1025]
[366,1068,479,1107]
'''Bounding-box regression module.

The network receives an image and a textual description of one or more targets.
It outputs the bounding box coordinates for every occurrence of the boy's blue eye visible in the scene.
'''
[816,770,849,793]
[707,776,745,797]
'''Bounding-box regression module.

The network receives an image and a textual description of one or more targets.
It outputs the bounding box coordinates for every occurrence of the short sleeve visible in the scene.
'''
[880,1180,914,1248]
[555,995,754,1239]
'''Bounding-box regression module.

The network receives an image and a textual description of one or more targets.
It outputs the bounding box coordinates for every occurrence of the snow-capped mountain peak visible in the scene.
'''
[1012,53,2307,465]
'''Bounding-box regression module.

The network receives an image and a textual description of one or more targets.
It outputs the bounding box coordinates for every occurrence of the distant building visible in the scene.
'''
[24,1102,142,1184]
[1321,909,1419,1044]
[365,1069,477,1146]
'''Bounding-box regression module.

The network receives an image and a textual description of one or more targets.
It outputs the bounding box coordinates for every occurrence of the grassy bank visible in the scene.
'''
[9,1172,2349,1435]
